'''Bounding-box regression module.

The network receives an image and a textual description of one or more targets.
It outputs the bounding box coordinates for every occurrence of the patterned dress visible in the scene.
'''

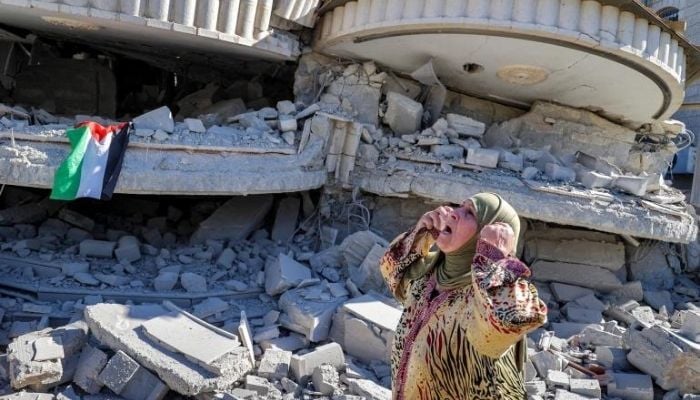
[380,227,548,400]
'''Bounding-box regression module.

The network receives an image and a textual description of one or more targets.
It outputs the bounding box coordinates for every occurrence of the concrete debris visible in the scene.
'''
[383,92,422,136]
[264,254,311,296]
[279,285,347,342]
[132,106,174,133]
[312,364,339,395]
[73,344,108,394]
[98,350,168,400]
[290,342,344,382]
[190,196,273,245]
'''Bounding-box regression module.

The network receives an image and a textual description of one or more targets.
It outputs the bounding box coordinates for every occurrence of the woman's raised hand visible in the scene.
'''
[479,222,516,256]
[416,206,453,232]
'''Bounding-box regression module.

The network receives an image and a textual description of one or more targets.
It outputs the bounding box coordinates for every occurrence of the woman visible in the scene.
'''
[380,193,547,400]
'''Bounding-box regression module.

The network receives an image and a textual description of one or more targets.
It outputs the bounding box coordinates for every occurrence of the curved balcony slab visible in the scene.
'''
[0,133,327,195]
[315,0,694,124]
[0,0,299,61]
[354,166,697,244]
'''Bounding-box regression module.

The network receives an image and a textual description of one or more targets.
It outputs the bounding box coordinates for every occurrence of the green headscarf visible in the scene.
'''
[405,193,521,290]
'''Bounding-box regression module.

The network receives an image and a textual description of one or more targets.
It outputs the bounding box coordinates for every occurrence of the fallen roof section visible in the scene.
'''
[0,133,327,195]
[354,165,698,244]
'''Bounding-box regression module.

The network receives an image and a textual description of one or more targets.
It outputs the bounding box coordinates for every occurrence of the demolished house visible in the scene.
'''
[0,0,699,399]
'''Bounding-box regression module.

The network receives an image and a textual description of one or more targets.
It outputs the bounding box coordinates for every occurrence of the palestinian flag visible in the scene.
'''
[50,121,131,201]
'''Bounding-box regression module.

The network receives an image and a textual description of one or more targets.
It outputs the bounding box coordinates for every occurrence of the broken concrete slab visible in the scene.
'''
[264,254,312,296]
[446,113,485,138]
[238,311,255,367]
[531,261,623,292]
[290,342,344,382]
[525,239,624,271]
[278,285,347,342]
[190,196,273,245]
[383,92,422,136]
[607,373,653,400]
[32,336,65,361]
[339,230,389,272]
[84,303,253,395]
[549,283,595,303]
[257,348,291,381]
[133,106,174,133]
[348,243,386,294]
[142,310,241,374]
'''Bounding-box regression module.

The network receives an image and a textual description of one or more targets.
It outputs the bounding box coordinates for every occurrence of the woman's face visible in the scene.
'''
[436,201,479,253]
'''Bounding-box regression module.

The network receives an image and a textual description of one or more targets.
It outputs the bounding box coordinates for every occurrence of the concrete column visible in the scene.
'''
[558,0,580,31]
[385,0,403,20]
[617,11,636,47]
[355,0,371,25]
[120,0,141,16]
[423,0,444,18]
[677,46,685,79]
[578,0,600,37]
[369,0,387,23]
[659,31,671,65]
[513,0,536,23]
[669,39,679,71]
[444,0,465,18]
[467,0,490,19]
[331,6,344,34]
[148,0,171,20]
[342,1,356,30]
[179,0,196,25]
[326,121,347,173]
[599,5,619,42]
[646,25,661,59]
[632,18,649,53]
[221,0,241,34]
[490,0,514,21]
[202,0,220,30]
[321,12,333,38]
[256,0,273,32]
[535,0,558,26]
[402,0,423,19]
[239,0,257,39]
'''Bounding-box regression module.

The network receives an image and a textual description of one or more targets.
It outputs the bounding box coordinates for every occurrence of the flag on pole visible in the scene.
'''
[50,121,131,201]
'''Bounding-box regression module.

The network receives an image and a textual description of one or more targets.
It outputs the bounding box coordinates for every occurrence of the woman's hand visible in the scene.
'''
[416,206,453,232]
[480,222,516,256]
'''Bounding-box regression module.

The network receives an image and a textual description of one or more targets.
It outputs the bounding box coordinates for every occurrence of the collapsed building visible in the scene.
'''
[0,0,699,399]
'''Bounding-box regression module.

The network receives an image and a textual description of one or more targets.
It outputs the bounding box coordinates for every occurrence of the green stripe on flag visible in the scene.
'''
[50,126,92,200]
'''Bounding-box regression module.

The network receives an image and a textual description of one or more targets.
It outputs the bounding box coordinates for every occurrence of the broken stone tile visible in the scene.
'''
[312,364,339,395]
[84,303,252,395]
[264,254,312,296]
[607,373,653,400]
[190,196,273,245]
[383,92,421,136]
[180,272,207,293]
[73,344,108,394]
[257,348,291,380]
[290,343,344,382]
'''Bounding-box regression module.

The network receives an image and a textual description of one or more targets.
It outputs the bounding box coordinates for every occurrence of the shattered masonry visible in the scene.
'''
[0,0,699,399]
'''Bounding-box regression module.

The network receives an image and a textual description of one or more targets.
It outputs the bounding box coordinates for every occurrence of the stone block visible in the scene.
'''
[259,334,309,353]
[115,236,141,263]
[73,344,108,394]
[580,170,613,188]
[346,377,391,400]
[553,389,593,400]
[531,261,623,292]
[278,115,297,132]
[565,305,603,324]
[339,230,389,272]
[643,290,674,313]
[578,327,623,347]
[569,378,600,398]
[79,240,116,258]
[216,248,236,268]
[278,285,347,342]
[499,151,524,171]
[184,118,206,133]
[98,350,140,394]
[193,298,230,319]
[466,148,500,168]
[522,166,540,179]
[290,343,344,381]
[100,350,169,400]
[529,351,566,378]
[383,92,422,136]
[546,370,570,389]
[153,272,178,291]
[265,254,312,296]
[57,208,95,231]
[133,106,174,133]
[446,113,485,137]
[526,380,546,396]
[190,195,273,245]
[680,310,700,342]
[271,197,300,243]
[594,346,629,370]
[245,375,269,396]
[348,243,386,293]
[276,100,296,115]
[312,364,339,395]
[431,144,463,159]
[545,163,576,182]
[550,283,595,302]
[607,373,653,400]
[258,348,291,380]
[614,175,649,196]
[180,272,207,293]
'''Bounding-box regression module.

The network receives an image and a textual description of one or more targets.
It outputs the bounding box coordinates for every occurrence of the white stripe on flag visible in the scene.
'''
[76,131,113,199]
